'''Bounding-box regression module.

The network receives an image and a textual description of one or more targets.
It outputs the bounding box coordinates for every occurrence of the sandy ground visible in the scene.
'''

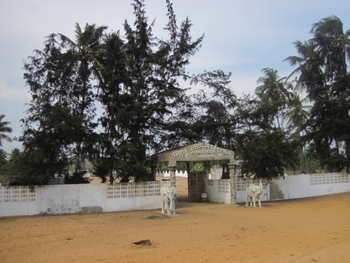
[1,177,350,263]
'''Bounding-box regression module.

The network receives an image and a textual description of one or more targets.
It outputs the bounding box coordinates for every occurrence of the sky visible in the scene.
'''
[1,0,350,153]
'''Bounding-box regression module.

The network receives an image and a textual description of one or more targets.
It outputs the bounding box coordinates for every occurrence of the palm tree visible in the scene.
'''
[58,23,107,172]
[284,16,350,100]
[284,93,311,172]
[0,114,12,146]
[310,15,350,80]
[284,40,322,94]
[284,93,310,132]
[310,16,350,172]
[255,68,291,128]
[286,16,350,172]
[59,23,107,83]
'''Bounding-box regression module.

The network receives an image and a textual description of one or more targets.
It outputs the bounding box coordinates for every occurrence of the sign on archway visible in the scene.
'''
[169,143,235,163]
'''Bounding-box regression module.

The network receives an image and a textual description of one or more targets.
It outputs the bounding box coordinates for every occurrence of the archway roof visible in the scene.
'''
[152,142,235,166]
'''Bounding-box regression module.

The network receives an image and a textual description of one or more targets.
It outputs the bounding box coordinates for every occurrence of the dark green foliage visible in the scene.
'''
[90,158,109,183]
[2,148,55,187]
[17,3,349,186]
[286,15,350,173]
[21,23,106,184]
[165,70,237,150]
[18,0,232,184]
[0,149,7,171]
[236,129,298,179]
[234,90,300,178]
[64,171,90,184]
[0,114,12,146]
[93,0,206,181]
[1,149,22,176]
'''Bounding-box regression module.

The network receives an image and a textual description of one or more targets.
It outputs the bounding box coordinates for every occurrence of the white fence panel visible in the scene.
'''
[104,181,161,212]
[205,179,231,204]
[308,173,350,197]
[0,181,165,217]
[39,185,79,214]
[269,173,350,200]
[0,186,37,216]
[234,174,350,203]
[270,175,309,200]
[78,184,105,213]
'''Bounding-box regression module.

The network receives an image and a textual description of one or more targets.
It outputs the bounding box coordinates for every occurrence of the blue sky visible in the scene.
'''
[1,0,350,153]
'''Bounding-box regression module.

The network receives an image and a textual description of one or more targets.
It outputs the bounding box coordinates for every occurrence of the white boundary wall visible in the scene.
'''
[0,181,170,217]
[268,173,350,201]
[1,173,349,217]
[204,179,231,204]
[205,173,350,204]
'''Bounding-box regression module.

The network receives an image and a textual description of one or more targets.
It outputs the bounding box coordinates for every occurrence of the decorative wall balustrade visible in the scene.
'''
[0,186,36,203]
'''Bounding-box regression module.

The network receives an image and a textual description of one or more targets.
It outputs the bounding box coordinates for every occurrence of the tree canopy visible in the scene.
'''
[6,6,348,186]
[19,0,232,184]
[285,15,350,173]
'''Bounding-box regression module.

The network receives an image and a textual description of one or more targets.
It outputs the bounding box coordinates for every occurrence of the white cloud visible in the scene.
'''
[0,81,30,101]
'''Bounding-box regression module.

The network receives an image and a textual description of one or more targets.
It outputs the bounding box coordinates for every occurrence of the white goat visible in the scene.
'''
[246,180,263,207]
[160,186,177,215]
